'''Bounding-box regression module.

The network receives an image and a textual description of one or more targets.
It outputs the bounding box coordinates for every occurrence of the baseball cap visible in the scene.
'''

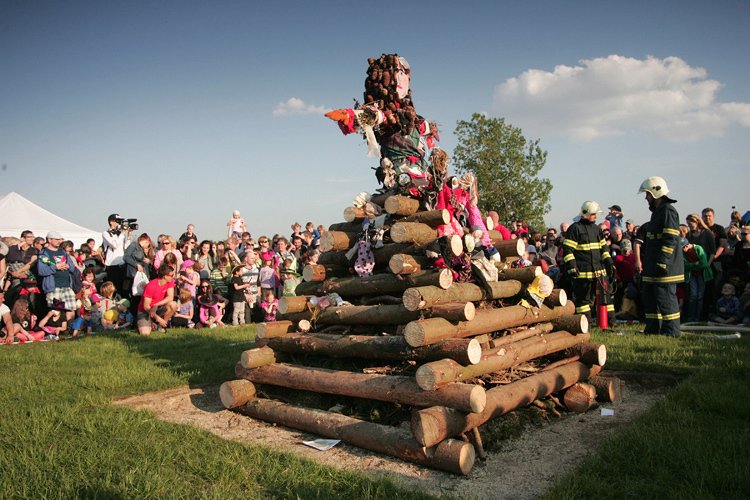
[608,205,622,212]
[46,231,63,239]
[626,219,635,225]
[108,213,120,222]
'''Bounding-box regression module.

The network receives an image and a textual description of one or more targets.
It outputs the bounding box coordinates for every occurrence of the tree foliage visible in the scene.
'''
[452,113,552,231]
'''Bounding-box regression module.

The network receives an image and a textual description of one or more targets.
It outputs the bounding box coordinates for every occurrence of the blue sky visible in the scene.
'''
[2,0,748,241]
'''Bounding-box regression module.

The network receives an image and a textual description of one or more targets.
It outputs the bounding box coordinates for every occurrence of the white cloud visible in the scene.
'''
[493,55,750,142]
[272,97,327,117]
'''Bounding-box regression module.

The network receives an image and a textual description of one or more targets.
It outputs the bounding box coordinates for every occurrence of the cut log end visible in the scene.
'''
[240,346,277,369]
[588,375,623,403]
[219,380,257,409]
[433,438,476,476]
[448,235,463,257]
[563,382,597,413]
[402,288,424,312]
[437,268,454,289]
[404,322,428,347]
[466,338,482,365]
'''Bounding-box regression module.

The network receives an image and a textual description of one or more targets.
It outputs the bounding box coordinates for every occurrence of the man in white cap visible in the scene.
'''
[563,201,615,322]
[37,231,78,321]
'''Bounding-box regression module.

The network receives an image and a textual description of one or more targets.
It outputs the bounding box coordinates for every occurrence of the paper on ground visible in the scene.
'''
[302,438,341,451]
[600,408,615,416]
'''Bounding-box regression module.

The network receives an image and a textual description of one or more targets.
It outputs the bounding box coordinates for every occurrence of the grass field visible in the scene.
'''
[1,326,748,498]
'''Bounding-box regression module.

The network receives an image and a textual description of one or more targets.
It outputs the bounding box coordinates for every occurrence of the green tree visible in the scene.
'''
[452,113,552,231]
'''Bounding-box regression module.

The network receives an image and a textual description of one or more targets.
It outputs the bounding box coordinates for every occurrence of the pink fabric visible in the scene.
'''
[467,204,491,247]
[199,304,221,324]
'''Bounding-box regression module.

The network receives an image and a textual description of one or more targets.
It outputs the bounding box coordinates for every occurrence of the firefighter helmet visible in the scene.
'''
[580,200,602,216]
[638,176,670,199]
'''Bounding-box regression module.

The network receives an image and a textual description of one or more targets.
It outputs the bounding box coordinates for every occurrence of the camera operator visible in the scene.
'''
[102,213,133,298]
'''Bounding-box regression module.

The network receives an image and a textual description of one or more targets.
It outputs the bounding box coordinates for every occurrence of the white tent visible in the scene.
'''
[0,192,101,247]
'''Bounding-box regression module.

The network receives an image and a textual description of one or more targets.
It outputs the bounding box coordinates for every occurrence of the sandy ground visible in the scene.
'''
[114,372,672,499]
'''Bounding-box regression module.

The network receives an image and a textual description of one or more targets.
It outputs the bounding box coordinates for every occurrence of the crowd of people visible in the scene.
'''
[2,192,749,343]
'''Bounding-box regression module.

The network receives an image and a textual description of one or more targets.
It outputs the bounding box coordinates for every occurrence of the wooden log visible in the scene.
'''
[319,231,358,252]
[294,281,325,296]
[323,269,453,297]
[219,380,257,409]
[329,221,363,232]
[303,263,348,282]
[236,398,475,475]
[543,289,567,308]
[430,302,475,322]
[276,311,312,323]
[236,363,486,413]
[372,243,424,266]
[400,209,451,227]
[388,254,431,275]
[588,375,623,403]
[496,266,542,283]
[278,295,313,315]
[240,346,277,369]
[551,314,589,334]
[492,238,526,258]
[415,331,591,390]
[411,362,603,447]
[489,323,554,348]
[343,206,366,222]
[256,321,296,339]
[265,334,483,366]
[317,250,350,267]
[385,195,420,216]
[390,222,440,246]
[563,382,597,412]
[404,302,576,347]
[297,319,312,333]
[315,304,422,325]
[402,280,522,311]
[563,342,607,366]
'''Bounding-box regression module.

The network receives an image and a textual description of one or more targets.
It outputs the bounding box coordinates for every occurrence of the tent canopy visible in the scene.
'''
[0,192,101,247]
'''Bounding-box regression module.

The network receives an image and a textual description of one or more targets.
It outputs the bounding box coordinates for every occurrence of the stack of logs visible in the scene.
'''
[220,196,620,476]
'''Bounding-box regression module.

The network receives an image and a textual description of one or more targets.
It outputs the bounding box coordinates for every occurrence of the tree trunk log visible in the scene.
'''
[371,243,424,266]
[315,304,422,325]
[385,195,420,216]
[294,281,326,296]
[430,302,476,322]
[563,382,597,413]
[400,209,451,227]
[278,295,313,315]
[550,314,589,334]
[492,238,526,258]
[415,331,591,390]
[303,264,349,282]
[319,231,358,253]
[402,280,522,311]
[235,363,486,413]
[256,321,296,339]
[235,398,475,475]
[317,251,350,268]
[562,342,607,366]
[404,302,576,347]
[588,375,623,403]
[496,266,542,283]
[390,222,440,246]
[343,206,367,222]
[543,289,567,308]
[329,221,364,233]
[265,334,483,365]
[489,323,554,348]
[411,362,603,447]
[323,269,453,297]
[388,254,431,275]
[240,346,277,369]
[219,380,257,409]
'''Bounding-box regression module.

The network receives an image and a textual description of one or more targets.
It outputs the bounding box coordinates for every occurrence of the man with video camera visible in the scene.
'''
[102,213,135,298]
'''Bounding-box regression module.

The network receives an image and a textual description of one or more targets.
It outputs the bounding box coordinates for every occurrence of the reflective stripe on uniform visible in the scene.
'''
[642,275,684,283]
[563,239,578,249]
[606,304,615,312]
[661,246,674,254]
[663,227,680,236]
[645,313,663,319]
[576,304,591,313]
[564,253,575,262]
[662,312,681,321]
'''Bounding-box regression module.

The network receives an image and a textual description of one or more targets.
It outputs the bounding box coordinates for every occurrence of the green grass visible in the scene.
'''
[544,327,750,500]
[0,329,432,499]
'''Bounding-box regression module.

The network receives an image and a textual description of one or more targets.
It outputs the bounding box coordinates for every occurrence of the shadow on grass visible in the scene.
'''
[114,326,260,386]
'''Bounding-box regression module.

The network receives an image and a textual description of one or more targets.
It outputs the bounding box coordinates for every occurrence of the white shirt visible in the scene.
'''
[101,230,131,266]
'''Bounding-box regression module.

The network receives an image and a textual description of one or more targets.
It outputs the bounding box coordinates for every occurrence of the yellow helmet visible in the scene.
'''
[638,176,670,199]
[580,200,602,217]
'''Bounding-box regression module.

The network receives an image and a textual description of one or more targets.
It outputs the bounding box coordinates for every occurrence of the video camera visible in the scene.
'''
[110,216,139,234]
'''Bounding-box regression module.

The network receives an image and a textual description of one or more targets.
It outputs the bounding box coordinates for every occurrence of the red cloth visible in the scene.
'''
[614,253,636,284]
[138,279,176,312]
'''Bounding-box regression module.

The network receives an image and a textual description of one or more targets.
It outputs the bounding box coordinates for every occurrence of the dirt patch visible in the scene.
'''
[114,374,674,499]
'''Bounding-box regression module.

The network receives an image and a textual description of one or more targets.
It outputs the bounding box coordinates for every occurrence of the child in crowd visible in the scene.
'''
[39,299,69,340]
[259,253,276,293]
[210,256,230,297]
[227,210,247,239]
[178,260,200,299]
[197,279,227,328]
[98,281,118,330]
[231,265,248,326]
[81,268,97,294]
[710,282,741,324]
[172,289,195,328]
[281,265,301,297]
[11,298,44,342]
[112,299,133,330]
[70,284,96,336]
[260,288,278,322]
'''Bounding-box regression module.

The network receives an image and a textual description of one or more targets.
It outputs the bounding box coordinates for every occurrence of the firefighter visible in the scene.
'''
[638,176,683,336]
[563,201,615,322]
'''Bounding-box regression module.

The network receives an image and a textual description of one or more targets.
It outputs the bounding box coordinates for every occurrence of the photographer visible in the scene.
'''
[102,213,133,298]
